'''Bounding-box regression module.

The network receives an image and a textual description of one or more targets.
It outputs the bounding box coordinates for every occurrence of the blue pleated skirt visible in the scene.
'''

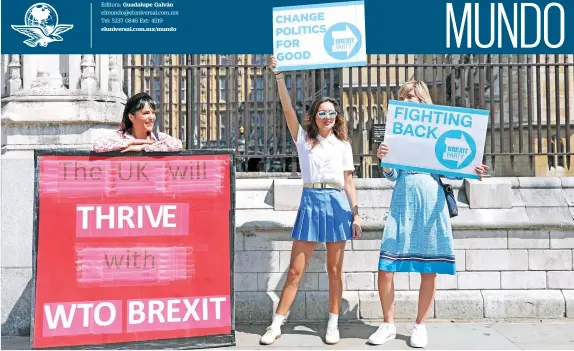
[291,188,353,242]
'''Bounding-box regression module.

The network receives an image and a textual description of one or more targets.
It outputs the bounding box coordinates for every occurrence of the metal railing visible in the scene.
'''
[123,54,573,177]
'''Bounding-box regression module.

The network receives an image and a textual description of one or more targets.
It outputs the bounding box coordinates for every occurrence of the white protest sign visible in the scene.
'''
[272,1,367,71]
[380,100,489,179]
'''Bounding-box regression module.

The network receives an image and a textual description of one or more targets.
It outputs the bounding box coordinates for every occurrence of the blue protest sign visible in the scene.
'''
[380,100,489,180]
[272,1,367,71]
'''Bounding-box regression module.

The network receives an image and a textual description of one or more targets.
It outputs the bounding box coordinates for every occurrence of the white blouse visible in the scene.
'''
[294,125,355,188]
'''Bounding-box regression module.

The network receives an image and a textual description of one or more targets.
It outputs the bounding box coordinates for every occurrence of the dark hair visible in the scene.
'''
[303,96,349,147]
[120,92,156,135]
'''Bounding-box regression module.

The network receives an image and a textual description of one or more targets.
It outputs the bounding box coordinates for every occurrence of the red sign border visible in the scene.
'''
[30,149,236,350]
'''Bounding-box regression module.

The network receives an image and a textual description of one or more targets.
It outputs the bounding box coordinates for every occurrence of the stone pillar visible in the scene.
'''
[109,54,126,99]
[80,54,98,94]
[0,54,126,336]
[30,54,65,92]
[7,55,23,95]
[68,55,82,90]
[123,54,132,97]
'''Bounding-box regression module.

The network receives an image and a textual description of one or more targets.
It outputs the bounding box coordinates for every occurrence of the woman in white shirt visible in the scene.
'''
[259,56,362,346]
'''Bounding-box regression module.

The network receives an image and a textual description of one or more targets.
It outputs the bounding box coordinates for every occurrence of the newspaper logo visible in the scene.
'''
[11,3,73,48]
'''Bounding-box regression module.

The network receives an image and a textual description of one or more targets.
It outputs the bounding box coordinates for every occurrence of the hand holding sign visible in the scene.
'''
[474,164,489,181]
[268,55,281,74]
[377,143,389,160]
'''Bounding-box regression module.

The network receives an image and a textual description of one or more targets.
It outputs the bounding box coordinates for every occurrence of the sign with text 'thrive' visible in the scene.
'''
[32,150,235,349]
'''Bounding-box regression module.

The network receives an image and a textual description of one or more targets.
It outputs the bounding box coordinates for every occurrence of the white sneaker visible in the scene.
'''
[260,326,281,345]
[367,322,397,345]
[325,326,340,344]
[410,323,428,348]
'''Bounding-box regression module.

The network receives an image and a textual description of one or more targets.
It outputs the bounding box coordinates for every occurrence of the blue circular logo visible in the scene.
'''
[25,3,58,32]
[434,130,477,170]
[323,22,362,60]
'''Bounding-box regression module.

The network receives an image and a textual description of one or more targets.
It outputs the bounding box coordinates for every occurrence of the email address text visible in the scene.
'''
[101,10,179,16]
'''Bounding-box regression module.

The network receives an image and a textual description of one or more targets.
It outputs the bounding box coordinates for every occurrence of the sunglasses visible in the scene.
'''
[317,110,338,119]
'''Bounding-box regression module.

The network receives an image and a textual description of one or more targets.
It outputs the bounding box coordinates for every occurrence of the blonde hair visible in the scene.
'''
[398,80,433,104]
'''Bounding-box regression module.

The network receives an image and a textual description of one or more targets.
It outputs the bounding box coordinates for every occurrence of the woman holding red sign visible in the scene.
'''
[368,80,488,348]
[93,92,183,153]
[259,56,362,346]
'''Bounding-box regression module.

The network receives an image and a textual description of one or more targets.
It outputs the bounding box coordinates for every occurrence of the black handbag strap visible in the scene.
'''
[435,174,445,186]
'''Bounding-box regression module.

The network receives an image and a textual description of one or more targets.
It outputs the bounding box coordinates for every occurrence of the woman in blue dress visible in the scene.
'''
[367,80,488,348]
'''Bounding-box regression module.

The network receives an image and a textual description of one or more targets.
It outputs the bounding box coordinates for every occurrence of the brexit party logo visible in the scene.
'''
[11,3,73,47]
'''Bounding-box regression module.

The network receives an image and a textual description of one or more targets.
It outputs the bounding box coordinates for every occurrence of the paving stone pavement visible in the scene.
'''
[3,321,574,350]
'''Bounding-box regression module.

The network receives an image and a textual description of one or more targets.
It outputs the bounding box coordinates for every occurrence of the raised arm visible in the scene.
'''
[269,56,300,141]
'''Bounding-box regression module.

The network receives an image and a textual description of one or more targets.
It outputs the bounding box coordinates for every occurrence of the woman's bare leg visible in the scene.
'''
[275,240,317,315]
[326,241,346,315]
[377,271,395,322]
[416,273,436,324]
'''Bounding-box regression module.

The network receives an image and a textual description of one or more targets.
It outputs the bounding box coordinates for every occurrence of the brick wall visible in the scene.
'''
[234,178,574,321]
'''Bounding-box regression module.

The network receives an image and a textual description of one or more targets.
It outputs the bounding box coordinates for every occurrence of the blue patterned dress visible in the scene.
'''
[379,168,457,275]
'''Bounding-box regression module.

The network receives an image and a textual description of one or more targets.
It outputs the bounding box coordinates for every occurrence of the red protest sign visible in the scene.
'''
[31,151,235,349]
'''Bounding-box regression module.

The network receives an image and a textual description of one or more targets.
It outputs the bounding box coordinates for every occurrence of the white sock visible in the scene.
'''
[327,313,339,328]
[271,314,286,329]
